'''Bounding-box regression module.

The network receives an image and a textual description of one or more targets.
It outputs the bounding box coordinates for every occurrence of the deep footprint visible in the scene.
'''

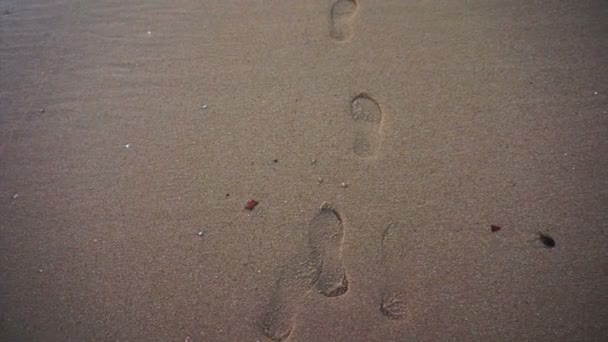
[262,260,319,341]
[351,93,383,158]
[379,221,410,320]
[330,0,359,41]
[309,202,349,297]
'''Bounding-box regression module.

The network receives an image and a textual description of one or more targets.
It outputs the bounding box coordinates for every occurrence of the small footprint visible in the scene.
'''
[330,0,359,41]
[379,221,410,320]
[350,93,384,158]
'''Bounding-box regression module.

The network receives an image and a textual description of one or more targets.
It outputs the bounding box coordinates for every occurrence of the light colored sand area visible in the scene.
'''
[1,0,607,341]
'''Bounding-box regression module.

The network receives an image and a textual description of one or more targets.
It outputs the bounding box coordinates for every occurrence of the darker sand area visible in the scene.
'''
[1,0,607,341]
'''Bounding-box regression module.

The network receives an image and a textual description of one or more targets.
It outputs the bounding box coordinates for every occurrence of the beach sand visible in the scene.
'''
[1,0,607,341]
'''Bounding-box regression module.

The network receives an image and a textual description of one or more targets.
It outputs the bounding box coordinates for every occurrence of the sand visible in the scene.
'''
[1,0,607,341]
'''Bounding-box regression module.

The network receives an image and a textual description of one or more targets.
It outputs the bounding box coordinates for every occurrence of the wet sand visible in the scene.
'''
[1,0,607,341]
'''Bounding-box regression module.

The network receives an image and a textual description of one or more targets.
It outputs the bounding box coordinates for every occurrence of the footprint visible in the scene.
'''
[351,93,383,158]
[379,221,411,320]
[380,294,409,320]
[261,202,348,340]
[261,261,319,341]
[330,0,359,41]
[309,202,349,297]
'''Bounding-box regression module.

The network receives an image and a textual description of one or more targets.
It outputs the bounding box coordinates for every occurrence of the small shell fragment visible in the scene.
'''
[245,199,259,210]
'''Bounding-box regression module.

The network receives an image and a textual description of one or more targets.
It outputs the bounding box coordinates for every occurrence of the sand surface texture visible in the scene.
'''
[1,0,607,341]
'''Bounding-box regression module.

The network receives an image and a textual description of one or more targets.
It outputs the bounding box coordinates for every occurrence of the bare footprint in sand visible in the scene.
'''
[310,202,349,297]
[262,261,319,341]
[330,0,359,41]
[379,221,411,320]
[261,203,348,340]
[351,93,384,158]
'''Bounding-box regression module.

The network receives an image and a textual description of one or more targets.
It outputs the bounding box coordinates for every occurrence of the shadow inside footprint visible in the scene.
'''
[330,0,359,41]
[323,273,349,297]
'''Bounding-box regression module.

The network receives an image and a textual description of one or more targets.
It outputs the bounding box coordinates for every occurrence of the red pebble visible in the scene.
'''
[245,199,259,210]
[490,225,501,232]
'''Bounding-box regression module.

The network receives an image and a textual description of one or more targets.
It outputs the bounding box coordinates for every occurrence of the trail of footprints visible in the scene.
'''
[262,203,348,341]
[262,1,398,341]
[262,209,410,341]
[262,206,409,341]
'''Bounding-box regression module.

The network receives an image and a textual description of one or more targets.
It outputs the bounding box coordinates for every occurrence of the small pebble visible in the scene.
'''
[539,233,556,248]
[39,108,45,113]
[12,193,19,199]
[202,104,208,109]
[198,231,204,237]
[340,182,348,188]
[124,143,131,149]
[317,177,323,184]
[147,31,152,35]
[593,91,598,95]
